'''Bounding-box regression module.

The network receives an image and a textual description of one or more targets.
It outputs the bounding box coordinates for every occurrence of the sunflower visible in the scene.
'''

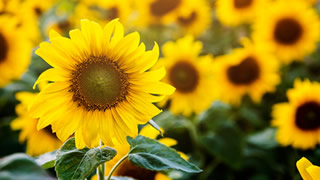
[297,157,320,180]
[11,92,62,156]
[158,36,216,116]
[100,124,182,180]
[216,0,269,26]
[20,0,56,18]
[46,17,76,36]
[30,19,175,149]
[213,39,280,105]
[175,0,211,37]
[74,0,132,25]
[253,0,320,64]
[272,79,320,150]
[0,16,32,87]
[135,0,187,26]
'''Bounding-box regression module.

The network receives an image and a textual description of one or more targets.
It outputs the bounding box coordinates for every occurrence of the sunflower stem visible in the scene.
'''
[97,163,105,180]
[106,154,129,180]
[97,140,105,180]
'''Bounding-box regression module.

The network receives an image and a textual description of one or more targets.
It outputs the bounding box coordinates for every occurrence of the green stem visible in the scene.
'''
[97,163,105,180]
[97,140,105,180]
[106,154,129,180]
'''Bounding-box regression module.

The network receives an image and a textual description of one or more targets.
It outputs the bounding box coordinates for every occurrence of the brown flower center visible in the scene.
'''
[178,11,197,26]
[169,61,199,93]
[295,102,320,131]
[34,7,43,16]
[233,0,253,9]
[57,20,71,32]
[105,7,119,20]
[227,57,260,85]
[70,56,129,111]
[150,0,181,17]
[274,18,303,45]
[0,33,8,63]
[116,159,157,180]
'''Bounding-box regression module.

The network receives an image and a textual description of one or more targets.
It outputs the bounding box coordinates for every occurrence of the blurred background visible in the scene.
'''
[1,0,320,179]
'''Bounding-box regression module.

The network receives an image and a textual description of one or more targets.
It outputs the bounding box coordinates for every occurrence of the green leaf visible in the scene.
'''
[111,177,135,180]
[55,137,117,180]
[35,151,56,169]
[199,122,245,169]
[247,128,279,149]
[127,135,202,173]
[0,153,53,180]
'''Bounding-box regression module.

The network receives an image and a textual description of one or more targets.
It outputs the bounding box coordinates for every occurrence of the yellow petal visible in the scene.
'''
[297,157,313,180]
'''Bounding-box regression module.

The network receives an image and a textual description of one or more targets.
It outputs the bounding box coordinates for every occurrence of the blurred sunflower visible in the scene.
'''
[216,0,269,26]
[176,0,211,36]
[135,0,187,26]
[297,157,320,180]
[30,19,175,148]
[213,39,280,105]
[158,36,216,116]
[74,0,132,25]
[100,125,183,180]
[253,0,320,64]
[46,17,75,36]
[0,16,32,87]
[272,79,320,150]
[11,92,62,156]
[21,0,56,18]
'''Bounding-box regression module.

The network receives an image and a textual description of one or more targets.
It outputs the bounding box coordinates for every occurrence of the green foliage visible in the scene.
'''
[127,135,202,173]
[0,153,53,180]
[35,151,57,169]
[55,137,117,180]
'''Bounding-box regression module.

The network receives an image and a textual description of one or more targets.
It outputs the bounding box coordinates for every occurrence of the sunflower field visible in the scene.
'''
[1,0,320,179]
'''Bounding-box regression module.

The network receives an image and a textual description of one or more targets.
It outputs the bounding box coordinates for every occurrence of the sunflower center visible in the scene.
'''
[116,159,157,180]
[234,0,253,9]
[274,18,303,45]
[0,33,8,63]
[227,57,260,85]
[178,11,197,26]
[150,0,181,17]
[105,7,119,20]
[58,20,71,31]
[70,56,129,111]
[169,61,199,93]
[43,125,57,138]
[34,7,43,16]
[295,102,320,131]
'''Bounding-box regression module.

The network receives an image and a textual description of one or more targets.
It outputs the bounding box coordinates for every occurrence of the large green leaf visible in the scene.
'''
[0,153,53,180]
[127,135,202,173]
[55,137,117,180]
[199,122,245,169]
[35,151,57,169]
[247,128,279,149]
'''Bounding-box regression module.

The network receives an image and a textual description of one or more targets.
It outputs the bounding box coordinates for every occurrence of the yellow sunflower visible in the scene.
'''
[135,0,187,26]
[175,0,211,37]
[158,35,216,116]
[11,92,62,156]
[272,79,320,150]
[99,124,183,180]
[74,0,132,25]
[0,16,32,87]
[20,0,56,18]
[30,19,175,149]
[46,17,76,36]
[297,157,320,180]
[253,0,320,64]
[213,39,280,105]
[216,0,270,26]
